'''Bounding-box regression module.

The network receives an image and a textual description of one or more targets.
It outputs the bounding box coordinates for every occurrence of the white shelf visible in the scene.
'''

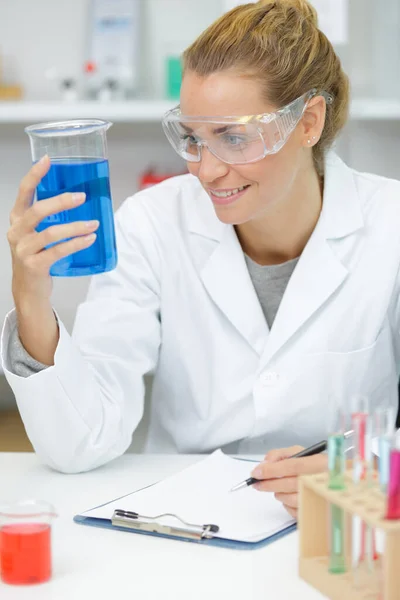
[0,98,400,124]
[0,100,176,124]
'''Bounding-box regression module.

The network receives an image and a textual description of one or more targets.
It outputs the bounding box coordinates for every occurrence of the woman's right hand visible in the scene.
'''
[8,155,99,309]
[6,156,100,365]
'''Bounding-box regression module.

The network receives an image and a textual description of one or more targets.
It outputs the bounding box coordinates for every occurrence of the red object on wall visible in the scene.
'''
[84,61,97,74]
[138,168,187,190]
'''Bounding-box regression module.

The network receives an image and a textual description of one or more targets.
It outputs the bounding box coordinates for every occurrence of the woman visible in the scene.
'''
[2,0,400,520]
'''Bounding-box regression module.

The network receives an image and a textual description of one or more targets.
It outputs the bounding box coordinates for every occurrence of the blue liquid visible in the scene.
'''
[36,158,117,277]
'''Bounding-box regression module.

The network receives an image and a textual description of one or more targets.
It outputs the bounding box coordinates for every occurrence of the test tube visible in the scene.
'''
[329,504,346,574]
[328,409,346,491]
[351,396,376,589]
[386,436,400,520]
[352,396,373,486]
[375,407,396,493]
[328,408,346,574]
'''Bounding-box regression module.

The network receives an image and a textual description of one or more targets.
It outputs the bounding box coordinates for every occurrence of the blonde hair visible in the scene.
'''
[183,0,350,175]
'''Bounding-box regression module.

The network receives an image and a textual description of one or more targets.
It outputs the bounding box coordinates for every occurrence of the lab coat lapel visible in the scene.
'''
[260,153,365,365]
[200,226,269,356]
[260,222,348,365]
[187,183,268,356]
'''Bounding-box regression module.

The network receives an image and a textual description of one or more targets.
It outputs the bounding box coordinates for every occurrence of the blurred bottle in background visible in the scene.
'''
[45,67,79,102]
[0,50,23,101]
[164,41,184,101]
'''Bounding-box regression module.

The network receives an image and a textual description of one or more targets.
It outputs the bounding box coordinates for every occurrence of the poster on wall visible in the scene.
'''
[85,0,141,97]
[221,0,348,45]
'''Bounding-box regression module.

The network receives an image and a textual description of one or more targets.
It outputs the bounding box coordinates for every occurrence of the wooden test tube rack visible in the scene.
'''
[299,471,400,600]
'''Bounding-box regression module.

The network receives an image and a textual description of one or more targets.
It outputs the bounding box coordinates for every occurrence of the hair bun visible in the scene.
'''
[257,0,318,27]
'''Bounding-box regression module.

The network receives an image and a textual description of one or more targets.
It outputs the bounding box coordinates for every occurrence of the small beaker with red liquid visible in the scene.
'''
[0,500,57,585]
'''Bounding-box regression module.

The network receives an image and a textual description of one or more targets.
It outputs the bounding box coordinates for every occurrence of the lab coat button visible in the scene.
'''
[260,371,279,386]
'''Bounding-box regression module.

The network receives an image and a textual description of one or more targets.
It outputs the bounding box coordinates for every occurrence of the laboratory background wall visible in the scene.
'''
[0,0,400,444]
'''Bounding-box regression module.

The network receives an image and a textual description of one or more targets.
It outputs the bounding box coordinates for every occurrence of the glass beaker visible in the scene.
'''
[25,119,118,277]
[0,500,57,585]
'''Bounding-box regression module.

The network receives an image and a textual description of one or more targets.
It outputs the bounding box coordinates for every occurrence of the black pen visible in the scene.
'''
[230,430,353,492]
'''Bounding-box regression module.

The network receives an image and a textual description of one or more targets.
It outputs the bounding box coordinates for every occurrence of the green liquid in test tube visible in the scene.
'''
[329,504,346,574]
[328,433,346,490]
[328,433,347,574]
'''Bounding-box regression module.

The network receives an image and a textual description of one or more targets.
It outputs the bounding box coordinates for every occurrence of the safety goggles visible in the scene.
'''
[162,89,333,165]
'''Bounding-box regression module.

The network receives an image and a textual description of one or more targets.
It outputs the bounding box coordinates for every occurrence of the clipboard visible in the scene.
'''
[73,511,296,550]
[73,451,297,550]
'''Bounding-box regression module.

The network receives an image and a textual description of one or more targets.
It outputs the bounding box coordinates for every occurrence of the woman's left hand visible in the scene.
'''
[250,446,328,520]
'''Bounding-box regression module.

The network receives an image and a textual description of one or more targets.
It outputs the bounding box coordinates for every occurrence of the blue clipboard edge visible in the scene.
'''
[73,514,297,551]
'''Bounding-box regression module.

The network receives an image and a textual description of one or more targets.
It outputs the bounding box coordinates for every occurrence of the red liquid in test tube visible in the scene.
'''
[352,411,378,561]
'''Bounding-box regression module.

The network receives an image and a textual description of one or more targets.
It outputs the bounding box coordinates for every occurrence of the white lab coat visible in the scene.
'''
[2,152,400,473]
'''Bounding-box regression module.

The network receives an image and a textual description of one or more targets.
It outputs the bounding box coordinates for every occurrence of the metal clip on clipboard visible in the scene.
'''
[112,509,219,540]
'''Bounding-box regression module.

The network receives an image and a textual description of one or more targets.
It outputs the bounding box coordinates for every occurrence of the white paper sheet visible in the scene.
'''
[81,451,295,543]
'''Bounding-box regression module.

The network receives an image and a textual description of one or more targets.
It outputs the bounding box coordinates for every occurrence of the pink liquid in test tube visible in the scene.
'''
[352,402,378,566]
[387,447,400,520]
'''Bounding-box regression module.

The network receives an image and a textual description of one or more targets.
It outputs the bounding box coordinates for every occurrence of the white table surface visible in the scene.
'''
[0,453,325,600]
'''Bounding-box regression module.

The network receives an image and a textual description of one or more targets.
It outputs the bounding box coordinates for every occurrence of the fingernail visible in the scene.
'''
[38,155,48,165]
[252,467,263,479]
[72,192,86,204]
[85,220,99,229]
[84,233,96,242]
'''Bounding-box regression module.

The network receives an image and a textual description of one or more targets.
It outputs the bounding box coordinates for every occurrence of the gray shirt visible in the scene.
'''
[244,254,299,328]
[7,255,299,377]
